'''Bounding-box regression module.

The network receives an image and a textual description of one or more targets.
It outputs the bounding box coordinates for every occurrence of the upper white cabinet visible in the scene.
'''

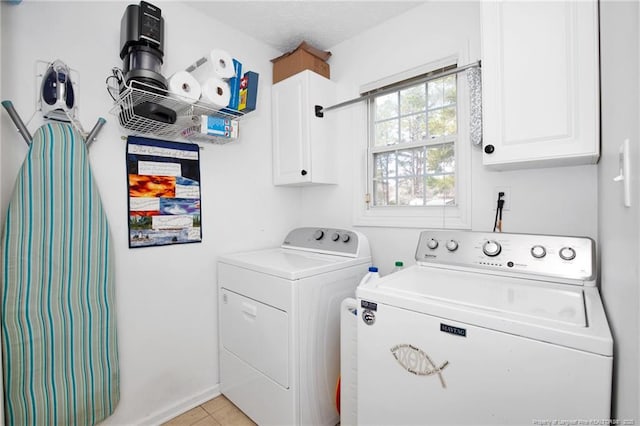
[272,70,336,186]
[480,1,599,170]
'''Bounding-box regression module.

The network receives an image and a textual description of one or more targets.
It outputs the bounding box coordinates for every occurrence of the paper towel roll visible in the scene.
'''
[208,49,235,79]
[167,71,202,104]
[201,77,231,108]
[187,49,236,83]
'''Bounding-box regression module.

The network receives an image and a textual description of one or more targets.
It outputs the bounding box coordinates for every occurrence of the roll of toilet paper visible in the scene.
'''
[167,71,202,104]
[201,77,231,108]
[187,49,236,83]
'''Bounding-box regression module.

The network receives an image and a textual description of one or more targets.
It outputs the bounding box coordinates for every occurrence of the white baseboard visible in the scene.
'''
[140,384,221,426]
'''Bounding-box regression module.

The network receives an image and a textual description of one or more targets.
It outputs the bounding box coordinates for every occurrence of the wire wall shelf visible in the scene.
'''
[108,79,245,144]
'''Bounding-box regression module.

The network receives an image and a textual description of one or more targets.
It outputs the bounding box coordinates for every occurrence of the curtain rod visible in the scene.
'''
[318,60,481,115]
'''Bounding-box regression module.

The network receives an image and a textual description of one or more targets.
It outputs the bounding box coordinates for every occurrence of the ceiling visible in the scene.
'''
[187,1,426,53]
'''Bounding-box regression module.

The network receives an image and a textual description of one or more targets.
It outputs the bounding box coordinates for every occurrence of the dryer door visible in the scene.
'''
[221,288,289,388]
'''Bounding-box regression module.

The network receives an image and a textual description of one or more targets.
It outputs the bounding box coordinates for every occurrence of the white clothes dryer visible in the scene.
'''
[218,227,371,426]
[355,230,612,426]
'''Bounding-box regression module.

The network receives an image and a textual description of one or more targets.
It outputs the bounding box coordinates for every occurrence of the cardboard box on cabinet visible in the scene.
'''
[271,41,331,84]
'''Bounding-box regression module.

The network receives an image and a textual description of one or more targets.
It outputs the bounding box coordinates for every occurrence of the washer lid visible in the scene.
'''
[381,266,586,326]
[218,248,370,280]
[357,265,613,356]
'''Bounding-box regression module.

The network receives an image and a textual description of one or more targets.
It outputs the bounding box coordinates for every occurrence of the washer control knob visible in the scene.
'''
[341,233,351,243]
[446,240,459,252]
[530,245,546,259]
[559,247,576,261]
[482,240,502,257]
[313,230,324,240]
[331,232,340,241]
[426,238,439,250]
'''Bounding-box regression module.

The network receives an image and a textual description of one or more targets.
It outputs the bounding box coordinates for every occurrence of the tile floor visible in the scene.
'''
[162,395,256,426]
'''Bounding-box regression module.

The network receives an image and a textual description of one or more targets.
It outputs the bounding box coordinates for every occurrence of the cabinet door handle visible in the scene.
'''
[484,144,495,154]
[301,169,308,176]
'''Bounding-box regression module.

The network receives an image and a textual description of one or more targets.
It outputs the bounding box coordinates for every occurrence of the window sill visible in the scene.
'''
[353,205,471,229]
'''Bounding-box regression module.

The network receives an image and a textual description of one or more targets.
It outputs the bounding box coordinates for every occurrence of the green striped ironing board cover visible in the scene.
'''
[1,122,119,425]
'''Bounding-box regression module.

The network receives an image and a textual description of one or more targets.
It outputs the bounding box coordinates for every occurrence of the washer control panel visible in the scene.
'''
[415,230,595,283]
[282,227,359,256]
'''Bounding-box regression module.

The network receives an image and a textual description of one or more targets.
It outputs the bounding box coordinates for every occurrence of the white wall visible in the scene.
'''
[599,0,640,421]
[299,1,599,275]
[0,2,301,424]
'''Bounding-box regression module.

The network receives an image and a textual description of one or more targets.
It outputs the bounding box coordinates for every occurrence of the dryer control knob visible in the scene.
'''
[531,245,546,259]
[482,240,502,257]
[314,230,325,240]
[559,247,576,261]
[446,240,459,252]
[331,232,340,241]
[427,238,439,250]
[341,233,351,243]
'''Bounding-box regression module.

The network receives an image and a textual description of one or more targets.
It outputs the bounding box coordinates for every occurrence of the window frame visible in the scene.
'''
[353,54,472,229]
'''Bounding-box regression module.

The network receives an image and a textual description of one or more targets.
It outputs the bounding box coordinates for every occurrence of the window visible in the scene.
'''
[371,73,457,207]
[356,58,471,229]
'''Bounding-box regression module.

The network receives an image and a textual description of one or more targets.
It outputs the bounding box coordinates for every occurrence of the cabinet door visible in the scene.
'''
[481,1,599,169]
[272,73,311,185]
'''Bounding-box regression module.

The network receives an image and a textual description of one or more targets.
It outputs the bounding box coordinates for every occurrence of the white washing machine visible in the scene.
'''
[355,230,613,426]
[218,227,371,426]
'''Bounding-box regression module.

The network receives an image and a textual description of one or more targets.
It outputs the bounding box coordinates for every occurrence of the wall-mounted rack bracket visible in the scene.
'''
[1,101,33,145]
[1,100,105,147]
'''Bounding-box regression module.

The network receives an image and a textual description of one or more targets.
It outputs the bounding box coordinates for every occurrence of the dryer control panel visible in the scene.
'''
[281,227,362,257]
[415,230,595,284]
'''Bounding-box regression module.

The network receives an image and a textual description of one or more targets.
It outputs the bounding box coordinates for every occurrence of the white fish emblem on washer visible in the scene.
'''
[390,344,449,389]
